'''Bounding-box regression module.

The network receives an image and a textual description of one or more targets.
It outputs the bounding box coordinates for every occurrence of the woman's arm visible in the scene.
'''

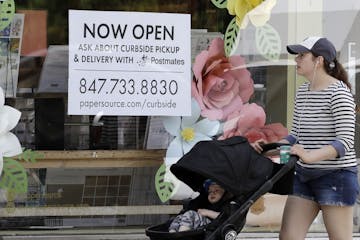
[330,88,355,154]
[290,144,338,163]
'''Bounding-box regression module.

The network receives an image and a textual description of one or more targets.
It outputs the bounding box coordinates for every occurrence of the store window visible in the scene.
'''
[0,0,359,235]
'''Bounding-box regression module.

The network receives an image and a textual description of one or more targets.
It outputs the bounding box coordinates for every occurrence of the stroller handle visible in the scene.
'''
[260,142,290,153]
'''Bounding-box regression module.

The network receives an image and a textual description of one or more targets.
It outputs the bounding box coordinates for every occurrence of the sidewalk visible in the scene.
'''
[1,227,360,240]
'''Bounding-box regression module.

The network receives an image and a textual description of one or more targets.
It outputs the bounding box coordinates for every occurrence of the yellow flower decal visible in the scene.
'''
[227,0,276,29]
[181,127,195,142]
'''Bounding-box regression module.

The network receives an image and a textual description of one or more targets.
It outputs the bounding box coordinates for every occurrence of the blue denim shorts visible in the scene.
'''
[293,166,359,206]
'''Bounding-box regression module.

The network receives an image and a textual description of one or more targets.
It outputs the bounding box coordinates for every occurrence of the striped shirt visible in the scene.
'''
[288,81,356,169]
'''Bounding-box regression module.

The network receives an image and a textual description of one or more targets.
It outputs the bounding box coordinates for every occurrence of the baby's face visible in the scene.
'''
[208,184,225,204]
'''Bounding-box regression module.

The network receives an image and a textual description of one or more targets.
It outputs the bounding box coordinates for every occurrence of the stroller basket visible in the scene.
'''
[146,222,205,240]
[145,136,296,240]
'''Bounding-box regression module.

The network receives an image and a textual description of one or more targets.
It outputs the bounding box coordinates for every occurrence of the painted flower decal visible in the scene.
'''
[220,103,266,139]
[244,123,288,143]
[158,99,220,200]
[227,0,277,28]
[219,102,288,143]
[155,0,284,203]
[192,37,254,121]
[213,0,279,57]
[0,87,22,176]
[162,98,220,165]
[163,165,200,200]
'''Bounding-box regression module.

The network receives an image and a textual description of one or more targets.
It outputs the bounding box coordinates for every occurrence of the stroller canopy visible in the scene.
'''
[170,136,274,197]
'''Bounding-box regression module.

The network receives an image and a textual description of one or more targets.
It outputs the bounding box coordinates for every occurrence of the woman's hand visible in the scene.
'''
[290,144,313,163]
[250,139,267,153]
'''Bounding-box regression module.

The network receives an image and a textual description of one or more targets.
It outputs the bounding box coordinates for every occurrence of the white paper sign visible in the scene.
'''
[68,10,191,116]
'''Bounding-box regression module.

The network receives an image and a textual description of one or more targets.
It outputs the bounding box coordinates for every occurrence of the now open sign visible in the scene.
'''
[68,10,191,116]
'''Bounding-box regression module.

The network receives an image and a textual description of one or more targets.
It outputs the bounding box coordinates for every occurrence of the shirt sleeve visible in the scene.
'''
[330,86,355,154]
[330,139,345,157]
[284,135,297,145]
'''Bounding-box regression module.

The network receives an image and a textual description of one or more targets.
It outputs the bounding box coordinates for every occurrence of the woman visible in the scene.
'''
[253,37,358,239]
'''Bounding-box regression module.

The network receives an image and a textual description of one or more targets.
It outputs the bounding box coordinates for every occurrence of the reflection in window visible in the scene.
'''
[81,175,131,207]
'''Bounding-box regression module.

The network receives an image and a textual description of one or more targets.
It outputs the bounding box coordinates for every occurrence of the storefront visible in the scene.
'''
[0,0,359,235]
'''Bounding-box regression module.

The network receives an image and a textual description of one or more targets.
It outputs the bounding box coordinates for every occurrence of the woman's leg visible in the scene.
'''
[279,195,320,240]
[321,205,353,240]
[315,169,358,239]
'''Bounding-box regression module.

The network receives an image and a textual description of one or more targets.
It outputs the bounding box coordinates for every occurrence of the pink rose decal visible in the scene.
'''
[244,123,288,143]
[192,37,254,121]
[220,103,265,139]
[219,103,288,143]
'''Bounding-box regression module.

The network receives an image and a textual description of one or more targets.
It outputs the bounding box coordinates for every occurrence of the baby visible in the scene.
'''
[168,180,225,232]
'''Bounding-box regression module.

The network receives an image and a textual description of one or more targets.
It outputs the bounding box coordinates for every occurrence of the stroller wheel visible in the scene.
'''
[221,224,237,240]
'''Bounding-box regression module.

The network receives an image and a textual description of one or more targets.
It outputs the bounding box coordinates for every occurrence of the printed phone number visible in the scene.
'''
[79,78,179,95]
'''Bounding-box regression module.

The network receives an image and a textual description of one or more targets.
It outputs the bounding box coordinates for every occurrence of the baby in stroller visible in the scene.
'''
[169,180,229,232]
[146,136,296,240]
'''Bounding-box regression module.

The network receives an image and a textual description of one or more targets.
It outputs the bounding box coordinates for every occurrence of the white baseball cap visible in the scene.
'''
[287,37,336,63]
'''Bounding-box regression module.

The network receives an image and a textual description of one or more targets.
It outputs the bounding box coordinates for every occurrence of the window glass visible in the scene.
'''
[0,0,359,234]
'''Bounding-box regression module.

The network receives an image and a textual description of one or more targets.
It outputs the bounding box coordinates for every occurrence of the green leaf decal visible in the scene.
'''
[0,157,28,194]
[255,23,281,61]
[211,0,228,9]
[224,17,240,57]
[155,163,174,203]
[18,149,43,163]
[0,0,15,31]
[5,190,16,212]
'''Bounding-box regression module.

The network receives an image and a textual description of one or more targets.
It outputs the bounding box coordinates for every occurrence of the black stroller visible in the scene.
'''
[146,136,296,240]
